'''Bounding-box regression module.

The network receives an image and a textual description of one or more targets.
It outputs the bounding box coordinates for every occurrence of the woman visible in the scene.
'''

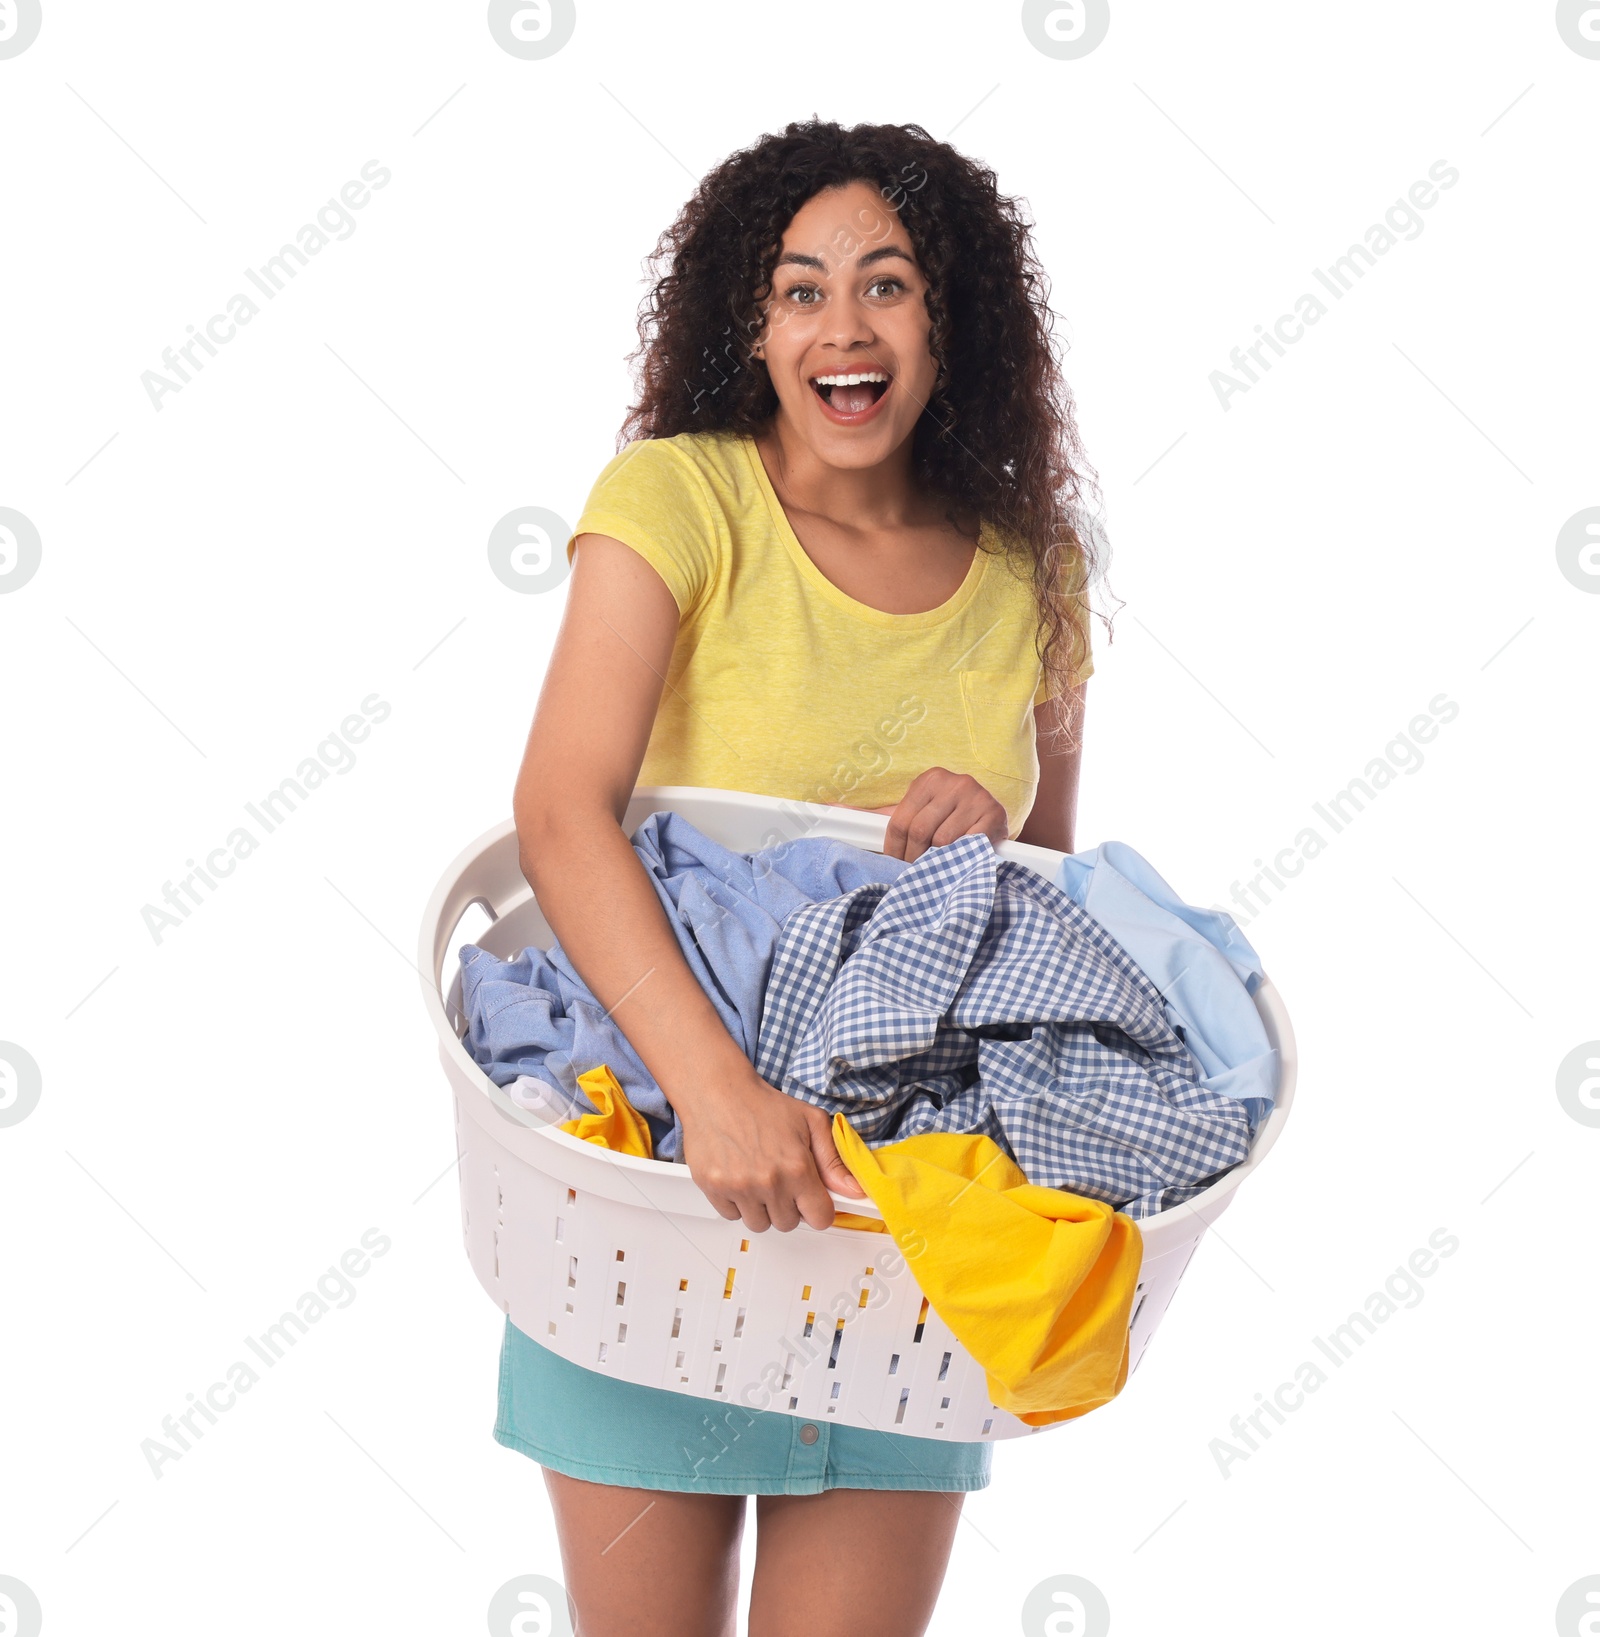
[504,118,1103,1637]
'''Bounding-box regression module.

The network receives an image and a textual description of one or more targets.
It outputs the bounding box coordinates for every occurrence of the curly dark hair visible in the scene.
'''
[619,117,1109,747]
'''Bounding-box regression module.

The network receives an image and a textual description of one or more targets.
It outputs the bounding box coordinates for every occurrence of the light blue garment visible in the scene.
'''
[630,809,909,1061]
[459,810,906,1161]
[1055,842,1278,1131]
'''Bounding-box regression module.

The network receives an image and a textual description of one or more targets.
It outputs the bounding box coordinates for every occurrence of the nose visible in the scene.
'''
[820,286,878,353]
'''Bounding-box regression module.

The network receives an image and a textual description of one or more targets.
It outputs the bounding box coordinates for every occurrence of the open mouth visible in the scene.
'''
[809,371,891,416]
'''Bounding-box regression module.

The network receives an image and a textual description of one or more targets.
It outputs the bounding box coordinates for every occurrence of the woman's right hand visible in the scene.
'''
[676,1067,867,1234]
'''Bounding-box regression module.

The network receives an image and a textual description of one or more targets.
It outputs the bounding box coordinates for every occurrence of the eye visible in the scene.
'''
[867,276,907,298]
[783,283,822,306]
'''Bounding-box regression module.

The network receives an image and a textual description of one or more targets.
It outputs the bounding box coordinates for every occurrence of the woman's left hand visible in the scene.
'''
[881,767,1009,862]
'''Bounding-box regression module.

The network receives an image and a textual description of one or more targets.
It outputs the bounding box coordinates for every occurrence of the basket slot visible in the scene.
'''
[615,1280,626,1306]
[617,1323,627,1343]
[598,1342,608,1363]
[733,1308,746,1338]
[713,1363,726,1394]
[671,1308,683,1339]
[895,1388,910,1424]
[554,1216,566,1243]
[827,1321,844,1369]
[981,1418,993,1435]
[913,1296,929,1342]
[802,1312,816,1339]
[566,1256,578,1288]
[937,1351,951,1382]
[888,1353,900,1375]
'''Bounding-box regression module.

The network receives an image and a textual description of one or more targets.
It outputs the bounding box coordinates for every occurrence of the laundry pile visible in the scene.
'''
[458,810,1278,1220]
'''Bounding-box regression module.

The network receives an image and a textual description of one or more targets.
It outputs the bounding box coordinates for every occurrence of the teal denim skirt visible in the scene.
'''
[495,1317,992,1496]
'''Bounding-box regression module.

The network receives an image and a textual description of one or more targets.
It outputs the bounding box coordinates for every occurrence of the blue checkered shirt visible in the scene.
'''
[754,835,1253,1219]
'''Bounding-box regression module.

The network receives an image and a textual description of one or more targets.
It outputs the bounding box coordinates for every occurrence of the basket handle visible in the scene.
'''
[419,818,528,990]
[826,1190,884,1220]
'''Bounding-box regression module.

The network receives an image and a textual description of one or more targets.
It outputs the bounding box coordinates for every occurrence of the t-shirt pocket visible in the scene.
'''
[957,668,1039,788]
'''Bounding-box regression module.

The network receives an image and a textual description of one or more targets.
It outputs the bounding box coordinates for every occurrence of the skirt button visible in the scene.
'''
[798,1423,819,1445]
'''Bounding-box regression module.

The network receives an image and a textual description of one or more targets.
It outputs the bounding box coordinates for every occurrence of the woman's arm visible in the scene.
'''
[1015,681,1087,853]
[513,533,865,1234]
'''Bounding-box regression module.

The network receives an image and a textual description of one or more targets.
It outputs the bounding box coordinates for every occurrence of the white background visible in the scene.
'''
[2,2,1596,1633]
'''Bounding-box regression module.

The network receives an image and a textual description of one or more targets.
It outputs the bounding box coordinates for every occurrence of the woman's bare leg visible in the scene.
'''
[540,1468,746,1637]
[748,1488,965,1637]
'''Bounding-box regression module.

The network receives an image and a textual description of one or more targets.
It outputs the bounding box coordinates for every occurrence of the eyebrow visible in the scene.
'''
[774,246,917,272]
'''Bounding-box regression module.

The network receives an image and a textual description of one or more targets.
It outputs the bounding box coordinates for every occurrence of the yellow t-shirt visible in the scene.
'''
[564,429,1093,837]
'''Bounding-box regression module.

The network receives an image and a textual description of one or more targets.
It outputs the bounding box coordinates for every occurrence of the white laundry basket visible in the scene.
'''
[419,787,1297,1443]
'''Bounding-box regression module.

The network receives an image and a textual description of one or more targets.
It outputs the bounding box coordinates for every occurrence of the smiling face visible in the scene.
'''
[752,179,938,470]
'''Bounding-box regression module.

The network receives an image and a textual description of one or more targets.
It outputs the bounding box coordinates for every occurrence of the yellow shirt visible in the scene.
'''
[829,1112,1139,1426]
[564,429,1093,836]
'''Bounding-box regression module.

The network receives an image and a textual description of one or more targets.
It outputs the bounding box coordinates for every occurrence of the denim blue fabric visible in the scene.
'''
[1055,842,1278,1131]
[755,835,1255,1219]
[458,811,906,1160]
